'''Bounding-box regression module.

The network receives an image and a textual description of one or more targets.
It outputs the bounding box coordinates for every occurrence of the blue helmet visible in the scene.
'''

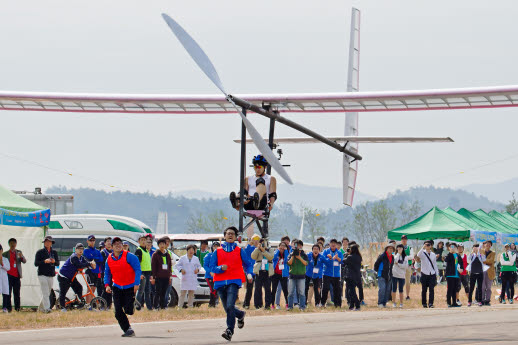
[252,154,268,166]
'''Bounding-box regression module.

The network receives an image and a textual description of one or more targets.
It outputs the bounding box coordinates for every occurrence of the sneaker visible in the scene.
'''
[405,296,410,300]
[221,329,233,341]
[353,308,360,311]
[252,192,260,210]
[361,301,366,306]
[448,305,453,308]
[477,302,483,307]
[467,302,472,307]
[121,328,135,337]
[229,192,238,208]
[2,309,7,313]
[287,308,293,311]
[392,303,397,308]
[510,300,514,304]
[61,308,67,312]
[237,312,245,329]
[377,304,384,308]
[428,305,434,308]
[456,300,462,306]
[275,305,281,310]
[422,305,428,308]
[399,303,403,308]
[243,305,249,310]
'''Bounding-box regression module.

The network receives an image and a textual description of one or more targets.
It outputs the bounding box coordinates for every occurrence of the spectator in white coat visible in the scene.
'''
[0,244,11,313]
[176,244,201,308]
[392,244,409,308]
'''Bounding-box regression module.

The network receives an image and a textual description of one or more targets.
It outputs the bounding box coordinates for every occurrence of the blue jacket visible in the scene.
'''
[273,249,290,277]
[210,242,253,290]
[243,244,256,276]
[83,246,103,274]
[203,252,213,279]
[59,253,92,280]
[103,251,142,289]
[306,253,325,279]
[322,248,343,278]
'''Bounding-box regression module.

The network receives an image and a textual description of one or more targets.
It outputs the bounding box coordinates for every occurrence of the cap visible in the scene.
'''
[75,243,85,249]
[122,241,129,245]
[212,241,220,248]
[458,243,464,247]
[42,236,55,244]
[99,241,105,247]
[504,243,511,247]
[112,237,122,244]
[87,235,96,241]
[251,234,261,241]
[401,235,408,240]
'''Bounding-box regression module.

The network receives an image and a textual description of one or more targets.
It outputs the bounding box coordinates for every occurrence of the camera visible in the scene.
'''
[293,248,300,256]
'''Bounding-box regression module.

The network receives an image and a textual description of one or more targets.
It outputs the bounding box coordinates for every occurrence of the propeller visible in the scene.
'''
[161,13,293,185]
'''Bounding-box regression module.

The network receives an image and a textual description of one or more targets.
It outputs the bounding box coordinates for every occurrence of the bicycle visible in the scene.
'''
[60,269,107,311]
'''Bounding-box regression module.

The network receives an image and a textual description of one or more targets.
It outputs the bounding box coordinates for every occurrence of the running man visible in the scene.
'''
[104,237,141,337]
[229,155,277,211]
[210,226,253,341]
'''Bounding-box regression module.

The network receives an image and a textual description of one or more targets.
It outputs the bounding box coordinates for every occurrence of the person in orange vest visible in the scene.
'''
[210,226,253,342]
[104,237,142,338]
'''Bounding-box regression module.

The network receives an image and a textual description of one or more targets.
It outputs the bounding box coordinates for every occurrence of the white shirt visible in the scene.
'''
[248,174,271,198]
[417,248,439,276]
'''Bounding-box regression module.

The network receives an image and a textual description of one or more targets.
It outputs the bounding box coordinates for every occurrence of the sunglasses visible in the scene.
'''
[254,165,264,169]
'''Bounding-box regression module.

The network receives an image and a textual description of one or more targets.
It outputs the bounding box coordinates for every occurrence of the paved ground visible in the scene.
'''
[1,305,516,344]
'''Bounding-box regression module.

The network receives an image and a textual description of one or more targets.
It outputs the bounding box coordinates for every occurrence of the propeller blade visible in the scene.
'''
[228,100,293,185]
[161,13,226,94]
[161,13,293,185]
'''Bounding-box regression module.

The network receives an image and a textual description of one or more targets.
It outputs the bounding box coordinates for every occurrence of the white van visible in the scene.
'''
[48,214,210,308]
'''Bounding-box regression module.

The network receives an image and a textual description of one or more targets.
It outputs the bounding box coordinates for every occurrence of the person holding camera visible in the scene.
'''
[251,238,274,309]
[444,243,464,307]
[417,240,439,308]
[287,240,308,310]
[321,238,343,308]
[466,243,485,306]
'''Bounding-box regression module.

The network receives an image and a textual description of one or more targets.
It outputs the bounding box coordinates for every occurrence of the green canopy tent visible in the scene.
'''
[472,209,518,234]
[0,185,47,308]
[498,212,518,228]
[488,210,518,230]
[457,208,512,234]
[442,207,490,231]
[388,207,471,241]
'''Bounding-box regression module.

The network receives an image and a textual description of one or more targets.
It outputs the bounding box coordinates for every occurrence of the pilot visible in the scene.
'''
[229,154,277,211]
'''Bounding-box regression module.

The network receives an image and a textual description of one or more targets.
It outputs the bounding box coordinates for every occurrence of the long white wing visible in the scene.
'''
[234,136,454,144]
[1,85,517,114]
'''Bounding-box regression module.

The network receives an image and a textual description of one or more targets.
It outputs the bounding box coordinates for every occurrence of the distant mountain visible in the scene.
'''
[175,184,378,211]
[461,178,518,204]
[45,184,506,240]
[386,186,504,212]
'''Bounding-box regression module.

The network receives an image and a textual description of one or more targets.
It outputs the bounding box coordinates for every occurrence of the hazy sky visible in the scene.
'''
[1,0,517,202]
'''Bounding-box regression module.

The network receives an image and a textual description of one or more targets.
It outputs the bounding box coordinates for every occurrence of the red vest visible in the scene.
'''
[106,251,135,286]
[213,246,246,283]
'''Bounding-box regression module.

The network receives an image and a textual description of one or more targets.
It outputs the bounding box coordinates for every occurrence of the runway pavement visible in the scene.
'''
[0,305,516,344]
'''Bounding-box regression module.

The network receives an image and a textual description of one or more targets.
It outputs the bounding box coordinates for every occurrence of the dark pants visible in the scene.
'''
[458,274,469,294]
[7,275,21,311]
[113,286,135,332]
[421,274,436,306]
[254,271,272,308]
[218,283,244,334]
[500,271,515,300]
[446,277,458,306]
[137,271,152,310]
[154,277,169,309]
[357,281,364,301]
[58,275,83,308]
[346,278,360,309]
[206,278,218,307]
[271,274,288,306]
[243,275,254,308]
[305,276,322,306]
[2,294,10,311]
[469,273,483,303]
[321,276,341,307]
